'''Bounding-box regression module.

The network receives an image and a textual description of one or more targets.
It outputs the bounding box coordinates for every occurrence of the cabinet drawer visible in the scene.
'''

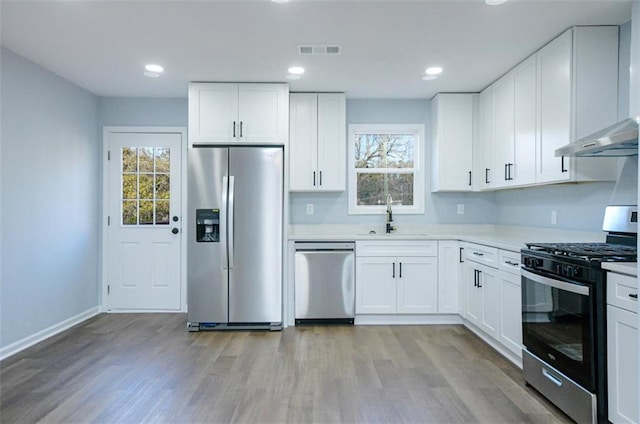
[465,243,498,268]
[498,250,522,275]
[607,272,638,313]
[356,240,437,257]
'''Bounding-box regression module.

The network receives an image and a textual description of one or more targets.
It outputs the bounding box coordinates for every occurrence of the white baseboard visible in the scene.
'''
[355,314,463,325]
[0,306,101,361]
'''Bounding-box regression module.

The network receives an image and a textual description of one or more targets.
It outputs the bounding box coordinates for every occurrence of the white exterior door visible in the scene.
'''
[105,128,184,311]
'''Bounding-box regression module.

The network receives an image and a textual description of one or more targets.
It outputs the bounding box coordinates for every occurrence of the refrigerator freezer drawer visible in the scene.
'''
[294,244,355,322]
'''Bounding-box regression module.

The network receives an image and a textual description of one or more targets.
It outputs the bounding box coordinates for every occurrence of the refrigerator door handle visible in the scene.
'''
[221,176,229,269]
[228,175,235,269]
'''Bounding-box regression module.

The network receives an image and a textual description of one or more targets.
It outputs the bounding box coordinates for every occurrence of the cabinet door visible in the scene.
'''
[537,30,572,184]
[479,266,499,338]
[396,256,438,314]
[465,263,482,327]
[289,94,318,191]
[492,73,515,189]
[437,241,461,314]
[188,83,238,143]
[607,305,639,424]
[431,94,474,192]
[356,257,396,314]
[477,88,494,190]
[238,84,288,143]
[498,270,523,357]
[316,93,346,191]
[513,56,537,186]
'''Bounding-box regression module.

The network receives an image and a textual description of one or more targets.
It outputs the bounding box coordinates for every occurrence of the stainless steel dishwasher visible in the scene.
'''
[294,241,355,325]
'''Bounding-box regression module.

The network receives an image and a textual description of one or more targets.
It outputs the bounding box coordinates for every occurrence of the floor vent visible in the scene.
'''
[298,45,342,55]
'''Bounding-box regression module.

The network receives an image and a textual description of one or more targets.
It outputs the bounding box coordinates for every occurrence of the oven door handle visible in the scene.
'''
[521,269,590,296]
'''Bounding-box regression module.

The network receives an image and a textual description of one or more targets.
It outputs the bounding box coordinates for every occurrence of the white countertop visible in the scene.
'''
[602,262,638,277]
[289,224,605,252]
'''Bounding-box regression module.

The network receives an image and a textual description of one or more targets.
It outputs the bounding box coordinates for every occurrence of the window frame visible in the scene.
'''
[348,124,425,215]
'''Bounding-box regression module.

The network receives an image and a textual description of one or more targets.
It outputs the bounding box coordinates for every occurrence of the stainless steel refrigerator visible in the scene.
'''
[187,145,283,331]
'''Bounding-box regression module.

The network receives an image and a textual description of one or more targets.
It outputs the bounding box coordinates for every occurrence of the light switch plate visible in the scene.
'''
[306,203,314,215]
[457,204,464,215]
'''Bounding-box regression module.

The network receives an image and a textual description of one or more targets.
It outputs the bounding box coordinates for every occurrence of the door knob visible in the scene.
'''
[172,228,179,234]
[172,216,179,222]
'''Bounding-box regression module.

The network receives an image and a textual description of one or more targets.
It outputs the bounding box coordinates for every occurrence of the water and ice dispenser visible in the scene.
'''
[195,209,220,242]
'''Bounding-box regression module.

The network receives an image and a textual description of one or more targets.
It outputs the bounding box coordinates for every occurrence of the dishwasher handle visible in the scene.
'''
[295,242,355,251]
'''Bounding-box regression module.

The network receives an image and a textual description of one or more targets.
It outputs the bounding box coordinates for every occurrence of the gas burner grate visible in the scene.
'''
[526,242,637,262]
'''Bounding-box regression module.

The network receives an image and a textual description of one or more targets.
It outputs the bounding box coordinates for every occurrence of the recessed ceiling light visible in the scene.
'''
[145,64,164,73]
[425,67,443,75]
[271,0,290,3]
[144,71,160,78]
[486,0,507,4]
[286,74,301,80]
[288,66,305,75]
[422,75,438,81]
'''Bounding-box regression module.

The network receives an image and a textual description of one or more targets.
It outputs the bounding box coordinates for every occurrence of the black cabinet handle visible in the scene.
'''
[399,263,402,278]
[477,270,482,288]
[561,156,567,173]
[240,121,243,138]
[233,121,236,138]
[459,247,464,263]
[507,163,514,181]
[485,168,490,184]
[630,293,638,299]
[392,262,396,278]
[468,171,472,186]
[313,171,316,186]
[319,171,323,186]
[474,269,478,287]
[473,252,484,257]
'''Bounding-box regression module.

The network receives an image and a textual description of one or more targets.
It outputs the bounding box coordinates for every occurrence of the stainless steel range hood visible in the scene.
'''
[555,118,639,157]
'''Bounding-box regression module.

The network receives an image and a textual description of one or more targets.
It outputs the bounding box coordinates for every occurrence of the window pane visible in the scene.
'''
[139,201,154,225]
[138,147,154,172]
[155,148,170,172]
[356,173,414,206]
[139,174,154,199]
[122,147,137,172]
[155,174,170,200]
[122,201,137,225]
[355,134,415,169]
[155,200,170,225]
[122,174,137,199]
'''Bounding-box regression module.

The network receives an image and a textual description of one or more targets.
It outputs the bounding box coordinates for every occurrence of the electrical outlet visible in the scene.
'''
[457,204,464,215]
[306,203,314,215]
[551,210,557,225]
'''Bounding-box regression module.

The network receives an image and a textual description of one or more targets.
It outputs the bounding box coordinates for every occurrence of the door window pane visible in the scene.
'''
[120,147,171,226]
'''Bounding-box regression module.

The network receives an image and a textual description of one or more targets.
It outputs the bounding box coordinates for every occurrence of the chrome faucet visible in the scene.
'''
[386,194,396,234]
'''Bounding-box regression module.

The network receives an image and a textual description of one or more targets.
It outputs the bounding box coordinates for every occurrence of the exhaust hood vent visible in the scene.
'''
[555,118,639,157]
[298,45,342,55]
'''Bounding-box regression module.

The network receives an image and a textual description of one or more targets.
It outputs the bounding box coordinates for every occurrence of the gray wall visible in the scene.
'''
[0,47,100,349]
[290,99,499,225]
[98,97,187,128]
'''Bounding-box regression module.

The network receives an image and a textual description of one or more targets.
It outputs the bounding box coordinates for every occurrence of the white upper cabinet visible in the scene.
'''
[289,93,346,192]
[492,73,515,189]
[537,26,619,184]
[475,88,494,190]
[512,56,537,187]
[188,82,289,145]
[431,93,475,192]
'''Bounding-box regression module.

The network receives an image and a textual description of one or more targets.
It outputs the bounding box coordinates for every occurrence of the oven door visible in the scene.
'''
[521,268,595,391]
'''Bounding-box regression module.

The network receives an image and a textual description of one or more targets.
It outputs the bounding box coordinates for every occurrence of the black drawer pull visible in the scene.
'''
[473,252,484,257]
[630,293,638,299]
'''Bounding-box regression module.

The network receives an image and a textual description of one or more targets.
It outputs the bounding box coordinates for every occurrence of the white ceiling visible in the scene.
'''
[0,0,633,99]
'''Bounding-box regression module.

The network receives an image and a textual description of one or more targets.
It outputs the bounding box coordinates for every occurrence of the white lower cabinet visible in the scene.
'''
[462,243,523,365]
[497,250,523,358]
[437,240,461,314]
[607,272,638,424]
[464,261,499,338]
[355,241,438,314]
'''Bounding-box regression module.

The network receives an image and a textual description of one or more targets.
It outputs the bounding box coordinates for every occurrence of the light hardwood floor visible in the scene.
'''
[0,314,572,423]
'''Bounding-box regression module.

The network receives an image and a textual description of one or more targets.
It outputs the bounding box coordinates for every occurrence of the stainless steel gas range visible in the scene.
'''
[521,205,637,424]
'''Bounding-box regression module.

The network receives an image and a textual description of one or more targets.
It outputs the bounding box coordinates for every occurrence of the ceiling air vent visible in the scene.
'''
[298,45,342,55]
